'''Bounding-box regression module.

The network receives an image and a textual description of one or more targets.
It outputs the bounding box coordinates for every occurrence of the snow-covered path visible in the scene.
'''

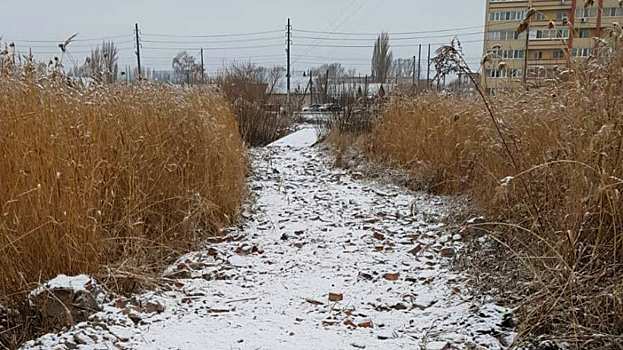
[23,128,515,350]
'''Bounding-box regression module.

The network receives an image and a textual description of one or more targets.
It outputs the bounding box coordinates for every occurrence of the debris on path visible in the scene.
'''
[21,128,516,350]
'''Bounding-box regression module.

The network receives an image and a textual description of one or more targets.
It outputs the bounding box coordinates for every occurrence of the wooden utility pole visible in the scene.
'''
[200,48,205,84]
[286,18,292,103]
[426,44,431,89]
[135,23,142,81]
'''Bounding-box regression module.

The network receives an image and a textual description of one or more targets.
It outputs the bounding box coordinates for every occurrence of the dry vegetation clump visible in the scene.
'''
[368,48,623,347]
[215,62,292,147]
[0,50,246,344]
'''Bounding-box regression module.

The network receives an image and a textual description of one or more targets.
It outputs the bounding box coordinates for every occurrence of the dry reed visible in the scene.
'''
[0,51,246,342]
[367,49,623,348]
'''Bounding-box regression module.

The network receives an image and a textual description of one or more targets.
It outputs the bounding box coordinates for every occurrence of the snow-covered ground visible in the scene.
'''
[21,128,515,350]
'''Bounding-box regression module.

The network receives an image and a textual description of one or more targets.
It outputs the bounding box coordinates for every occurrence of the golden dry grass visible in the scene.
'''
[0,71,246,307]
[367,52,623,347]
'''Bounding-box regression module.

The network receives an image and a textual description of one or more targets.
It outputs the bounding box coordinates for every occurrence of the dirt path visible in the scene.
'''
[23,128,515,350]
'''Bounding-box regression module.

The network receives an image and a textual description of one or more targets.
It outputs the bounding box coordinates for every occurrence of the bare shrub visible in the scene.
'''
[214,62,291,147]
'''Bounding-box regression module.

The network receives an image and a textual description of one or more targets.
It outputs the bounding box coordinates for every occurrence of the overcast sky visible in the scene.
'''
[1,0,486,75]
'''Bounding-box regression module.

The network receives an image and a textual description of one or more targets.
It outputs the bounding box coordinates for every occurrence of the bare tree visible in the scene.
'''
[172,51,202,84]
[390,58,414,78]
[312,63,345,79]
[264,65,285,96]
[371,32,393,83]
[82,41,119,83]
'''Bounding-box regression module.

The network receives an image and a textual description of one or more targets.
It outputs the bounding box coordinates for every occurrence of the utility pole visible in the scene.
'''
[412,55,416,87]
[200,48,205,84]
[365,75,369,107]
[309,70,313,105]
[286,18,292,103]
[458,72,462,95]
[135,23,142,82]
[324,69,329,103]
[426,44,431,89]
[417,44,422,89]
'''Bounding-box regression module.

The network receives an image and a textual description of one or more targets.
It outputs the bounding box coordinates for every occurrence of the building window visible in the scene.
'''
[531,28,570,40]
[578,28,590,38]
[572,48,593,57]
[536,13,546,21]
[487,30,526,41]
[575,7,598,18]
[489,49,525,60]
[489,10,526,22]
[603,7,621,17]
[556,11,568,20]
[553,49,565,59]
[486,68,523,79]
[534,51,543,59]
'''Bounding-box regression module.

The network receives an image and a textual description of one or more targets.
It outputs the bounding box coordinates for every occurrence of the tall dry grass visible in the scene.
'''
[0,52,246,341]
[368,49,623,347]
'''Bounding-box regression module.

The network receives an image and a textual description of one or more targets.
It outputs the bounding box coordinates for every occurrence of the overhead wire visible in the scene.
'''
[292,0,369,64]
[141,36,283,45]
[4,20,492,74]
[141,44,283,51]
[141,29,282,38]
[292,20,524,36]
[293,38,482,49]
[3,33,133,43]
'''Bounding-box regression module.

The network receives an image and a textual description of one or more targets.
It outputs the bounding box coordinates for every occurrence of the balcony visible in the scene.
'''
[531,0,573,10]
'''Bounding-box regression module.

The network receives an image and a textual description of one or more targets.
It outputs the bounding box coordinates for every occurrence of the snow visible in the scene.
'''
[268,127,318,147]
[21,128,516,350]
[29,274,93,298]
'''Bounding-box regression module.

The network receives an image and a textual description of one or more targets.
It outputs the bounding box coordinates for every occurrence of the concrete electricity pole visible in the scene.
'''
[135,23,142,81]
[286,18,292,103]
[200,48,205,84]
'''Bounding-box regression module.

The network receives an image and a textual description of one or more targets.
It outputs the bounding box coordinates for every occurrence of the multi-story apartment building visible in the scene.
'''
[482,0,622,92]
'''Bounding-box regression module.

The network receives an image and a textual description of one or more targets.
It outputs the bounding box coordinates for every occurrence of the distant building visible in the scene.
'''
[483,0,622,93]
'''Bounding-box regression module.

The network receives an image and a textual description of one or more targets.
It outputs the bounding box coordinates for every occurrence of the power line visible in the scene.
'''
[292,21,522,36]
[141,44,283,51]
[305,0,388,68]
[141,29,282,38]
[122,54,286,61]
[3,33,133,43]
[292,0,370,64]
[19,47,135,55]
[295,31,484,42]
[292,38,482,49]
[7,40,135,49]
[141,36,284,45]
